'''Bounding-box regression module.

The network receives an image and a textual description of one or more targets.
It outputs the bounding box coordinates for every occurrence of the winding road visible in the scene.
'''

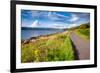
[70,32,90,60]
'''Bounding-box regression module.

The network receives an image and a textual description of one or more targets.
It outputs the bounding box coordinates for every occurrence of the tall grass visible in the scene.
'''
[21,32,75,63]
[76,28,90,39]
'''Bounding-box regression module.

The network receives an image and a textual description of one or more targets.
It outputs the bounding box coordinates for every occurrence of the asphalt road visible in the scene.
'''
[70,32,90,60]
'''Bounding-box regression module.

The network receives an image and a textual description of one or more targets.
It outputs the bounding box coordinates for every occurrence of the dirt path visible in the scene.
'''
[70,32,90,60]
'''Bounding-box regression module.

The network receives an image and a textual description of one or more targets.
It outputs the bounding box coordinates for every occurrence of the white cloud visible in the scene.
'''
[31,11,41,17]
[48,12,60,20]
[47,12,68,21]
[53,23,67,29]
[29,20,39,27]
[68,24,79,28]
[48,12,52,17]
[53,24,59,26]
[69,14,79,22]
[54,13,69,19]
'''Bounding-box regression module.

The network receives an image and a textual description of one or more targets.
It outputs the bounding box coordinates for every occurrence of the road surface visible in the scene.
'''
[70,32,90,60]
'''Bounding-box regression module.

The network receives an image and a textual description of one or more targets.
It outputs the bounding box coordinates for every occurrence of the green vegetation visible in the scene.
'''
[21,32,75,63]
[75,23,90,40]
[76,28,90,39]
[21,23,90,63]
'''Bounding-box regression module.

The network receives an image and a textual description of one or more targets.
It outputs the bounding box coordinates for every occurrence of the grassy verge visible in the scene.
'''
[21,31,75,63]
[75,28,90,40]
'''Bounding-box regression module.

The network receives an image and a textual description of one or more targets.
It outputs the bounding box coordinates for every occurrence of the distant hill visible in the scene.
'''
[79,23,90,29]
[68,23,90,30]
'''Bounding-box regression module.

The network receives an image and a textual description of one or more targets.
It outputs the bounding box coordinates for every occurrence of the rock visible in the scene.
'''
[23,40,30,44]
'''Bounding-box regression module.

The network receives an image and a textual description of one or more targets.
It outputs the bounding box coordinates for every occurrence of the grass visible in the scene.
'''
[21,23,90,63]
[76,28,90,40]
[73,23,90,40]
[21,32,75,63]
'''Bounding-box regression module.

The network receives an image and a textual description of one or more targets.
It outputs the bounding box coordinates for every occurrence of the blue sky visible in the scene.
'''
[21,10,90,28]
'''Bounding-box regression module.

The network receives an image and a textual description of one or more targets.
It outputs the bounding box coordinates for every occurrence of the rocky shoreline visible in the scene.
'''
[21,31,68,44]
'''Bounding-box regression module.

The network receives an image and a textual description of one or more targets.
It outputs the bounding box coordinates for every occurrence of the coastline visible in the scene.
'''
[22,30,68,44]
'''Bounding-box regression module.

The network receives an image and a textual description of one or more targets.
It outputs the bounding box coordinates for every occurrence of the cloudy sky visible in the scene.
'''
[21,10,90,28]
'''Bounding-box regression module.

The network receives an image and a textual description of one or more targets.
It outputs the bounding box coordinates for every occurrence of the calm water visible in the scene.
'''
[21,29,65,40]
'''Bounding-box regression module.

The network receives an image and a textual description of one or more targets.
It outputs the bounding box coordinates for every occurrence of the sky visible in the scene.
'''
[21,10,90,28]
